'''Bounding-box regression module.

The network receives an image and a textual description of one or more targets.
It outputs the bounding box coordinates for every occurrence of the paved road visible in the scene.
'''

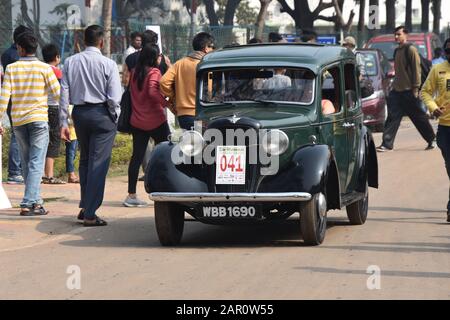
[0,121,449,300]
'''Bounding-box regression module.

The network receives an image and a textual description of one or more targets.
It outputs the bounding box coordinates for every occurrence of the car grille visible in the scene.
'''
[205,120,261,193]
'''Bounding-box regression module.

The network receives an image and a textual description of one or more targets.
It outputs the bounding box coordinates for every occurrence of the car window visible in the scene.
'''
[359,52,378,76]
[369,41,427,60]
[200,68,315,105]
[344,64,357,110]
[321,66,341,115]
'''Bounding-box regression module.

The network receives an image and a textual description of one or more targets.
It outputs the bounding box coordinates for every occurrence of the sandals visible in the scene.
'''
[68,176,80,184]
[83,216,108,227]
[20,204,49,216]
[43,177,67,185]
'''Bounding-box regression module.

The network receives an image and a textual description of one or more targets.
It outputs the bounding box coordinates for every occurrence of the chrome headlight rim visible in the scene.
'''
[179,130,205,157]
[261,129,289,156]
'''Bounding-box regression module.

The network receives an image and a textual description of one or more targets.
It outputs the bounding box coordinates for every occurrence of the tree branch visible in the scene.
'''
[317,15,336,22]
[277,0,295,18]
[313,0,335,16]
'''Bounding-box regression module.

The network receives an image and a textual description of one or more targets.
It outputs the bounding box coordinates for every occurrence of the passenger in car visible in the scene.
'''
[262,68,291,90]
[322,99,336,115]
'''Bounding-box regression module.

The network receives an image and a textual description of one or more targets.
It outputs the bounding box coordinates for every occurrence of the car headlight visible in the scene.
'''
[179,131,204,157]
[261,130,289,156]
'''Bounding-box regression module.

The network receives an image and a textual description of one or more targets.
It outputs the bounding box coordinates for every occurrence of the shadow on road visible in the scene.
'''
[294,266,450,279]
[32,215,356,249]
[369,206,444,214]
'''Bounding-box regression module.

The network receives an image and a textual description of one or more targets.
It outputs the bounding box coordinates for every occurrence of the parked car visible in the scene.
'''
[146,43,379,246]
[365,32,441,62]
[357,48,394,132]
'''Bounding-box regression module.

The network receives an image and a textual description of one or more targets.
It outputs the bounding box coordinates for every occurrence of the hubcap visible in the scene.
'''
[318,193,327,218]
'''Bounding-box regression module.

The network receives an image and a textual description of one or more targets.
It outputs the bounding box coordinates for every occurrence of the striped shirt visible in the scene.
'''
[0,57,60,126]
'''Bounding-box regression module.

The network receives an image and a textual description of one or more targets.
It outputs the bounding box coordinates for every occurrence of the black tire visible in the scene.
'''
[300,193,327,246]
[346,181,369,225]
[154,202,185,246]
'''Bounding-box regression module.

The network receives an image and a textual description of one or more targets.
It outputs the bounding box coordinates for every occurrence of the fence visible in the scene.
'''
[1,21,449,66]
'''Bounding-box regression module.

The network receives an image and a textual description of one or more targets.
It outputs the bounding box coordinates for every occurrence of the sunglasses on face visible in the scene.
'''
[207,44,216,49]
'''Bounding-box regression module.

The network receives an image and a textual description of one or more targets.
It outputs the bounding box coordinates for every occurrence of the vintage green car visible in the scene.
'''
[146,43,379,246]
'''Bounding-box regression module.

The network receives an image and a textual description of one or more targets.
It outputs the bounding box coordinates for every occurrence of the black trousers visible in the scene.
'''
[72,104,117,219]
[382,90,436,149]
[436,125,450,211]
[128,122,170,194]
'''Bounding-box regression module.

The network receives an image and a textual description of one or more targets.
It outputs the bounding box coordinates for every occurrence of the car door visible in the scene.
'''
[319,64,348,191]
[344,61,363,193]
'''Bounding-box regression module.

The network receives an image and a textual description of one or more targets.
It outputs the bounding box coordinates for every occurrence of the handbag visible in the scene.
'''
[118,86,132,133]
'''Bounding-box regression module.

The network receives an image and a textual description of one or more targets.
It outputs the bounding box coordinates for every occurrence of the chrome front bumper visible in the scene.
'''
[149,192,312,202]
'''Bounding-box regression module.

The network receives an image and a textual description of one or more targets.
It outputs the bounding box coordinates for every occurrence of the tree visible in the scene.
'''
[357,0,366,32]
[421,0,430,32]
[19,0,45,47]
[277,0,335,32]
[405,0,412,31]
[332,0,355,33]
[432,0,441,34]
[102,0,113,57]
[385,0,395,32]
[255,0,272,40]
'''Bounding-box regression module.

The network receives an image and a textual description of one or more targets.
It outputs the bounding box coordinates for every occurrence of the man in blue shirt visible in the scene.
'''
[1,25,31,185]
[60,25,122,227]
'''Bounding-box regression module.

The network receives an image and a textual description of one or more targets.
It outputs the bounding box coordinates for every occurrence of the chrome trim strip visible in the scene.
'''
[150,192,312,202]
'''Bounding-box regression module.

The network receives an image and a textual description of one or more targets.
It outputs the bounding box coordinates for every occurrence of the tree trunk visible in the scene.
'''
[358,0,366,31]
[421,0,430,31]
[432,0,441,34]
[102,0,113,57]
[224,0,242,25]
[405,0,412,31]
[204,0,219,26]
[255,0,271,40]
[385,0,396,32]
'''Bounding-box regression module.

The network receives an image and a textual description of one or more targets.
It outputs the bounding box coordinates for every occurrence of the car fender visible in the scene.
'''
[260,144,341,209]
[355,126,379,191]
[144,142,208,194]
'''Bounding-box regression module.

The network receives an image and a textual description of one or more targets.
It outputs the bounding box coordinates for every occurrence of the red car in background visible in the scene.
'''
[357,49,394,132]
[365,32,441,62]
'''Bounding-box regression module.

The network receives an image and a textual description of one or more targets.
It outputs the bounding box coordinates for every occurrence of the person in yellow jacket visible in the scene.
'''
[160,32,215,130]
[421,38,450,223]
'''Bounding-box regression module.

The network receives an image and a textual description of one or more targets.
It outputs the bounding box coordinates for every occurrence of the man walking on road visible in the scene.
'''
[60,25,122,227]
[377,26,436,152]
[421,38,450,223]
[160,32,215,130]
[0,32,60,216]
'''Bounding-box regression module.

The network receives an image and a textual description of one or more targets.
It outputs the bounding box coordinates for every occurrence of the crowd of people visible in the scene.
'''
[0,24,448,224]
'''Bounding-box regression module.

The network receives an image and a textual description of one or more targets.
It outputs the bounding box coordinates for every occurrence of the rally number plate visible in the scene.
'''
[215,146,246,185]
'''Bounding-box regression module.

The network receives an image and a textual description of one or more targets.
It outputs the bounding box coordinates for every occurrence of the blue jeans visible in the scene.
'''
[65,140,78,173]
[436,125,450,211]
[13,122,49,208]
[8,132,22,177]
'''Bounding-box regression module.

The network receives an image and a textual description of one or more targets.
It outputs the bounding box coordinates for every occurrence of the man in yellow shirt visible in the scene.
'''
[421,38,450,223]
[0,32,60,216]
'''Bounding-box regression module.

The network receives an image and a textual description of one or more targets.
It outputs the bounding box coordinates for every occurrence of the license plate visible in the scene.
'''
[215,146,246,185]
[200,206,259,219]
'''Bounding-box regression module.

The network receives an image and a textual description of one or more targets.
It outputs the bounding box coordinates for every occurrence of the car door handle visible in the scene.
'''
[342,122,355,129]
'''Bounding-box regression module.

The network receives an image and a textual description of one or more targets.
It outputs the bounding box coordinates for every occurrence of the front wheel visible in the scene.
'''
[154,202,185,246]
[346,181,369,225]
[300,193,327,246]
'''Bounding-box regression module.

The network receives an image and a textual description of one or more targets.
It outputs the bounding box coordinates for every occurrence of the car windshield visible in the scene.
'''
[200,68,315,105]
[359,52,378,76]
[368,41,427,60]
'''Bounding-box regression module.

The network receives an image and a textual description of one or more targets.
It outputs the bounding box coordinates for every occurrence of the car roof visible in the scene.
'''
[199,43,355,74]
[368,33,434,42]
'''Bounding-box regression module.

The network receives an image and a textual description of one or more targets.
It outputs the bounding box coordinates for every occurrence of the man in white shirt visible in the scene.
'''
[123,31,142,63]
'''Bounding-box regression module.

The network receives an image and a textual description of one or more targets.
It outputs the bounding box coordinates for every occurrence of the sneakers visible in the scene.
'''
[425,140,437,151]
[376,145,392,153]
[123,196,148,208]
[7,175,24,185]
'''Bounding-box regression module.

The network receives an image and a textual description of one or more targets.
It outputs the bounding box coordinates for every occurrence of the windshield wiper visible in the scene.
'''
[246,99,280,106]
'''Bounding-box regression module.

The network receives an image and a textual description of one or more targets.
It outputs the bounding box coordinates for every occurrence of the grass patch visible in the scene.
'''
[2,129,132,181]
